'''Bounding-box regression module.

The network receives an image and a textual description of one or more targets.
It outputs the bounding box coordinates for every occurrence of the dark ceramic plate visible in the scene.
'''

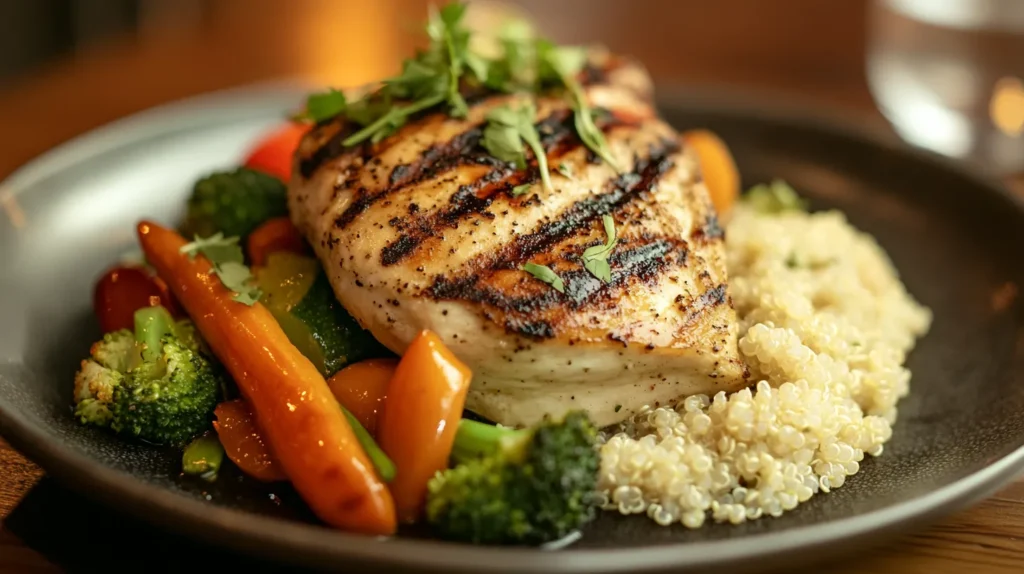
[1,83,1023,574]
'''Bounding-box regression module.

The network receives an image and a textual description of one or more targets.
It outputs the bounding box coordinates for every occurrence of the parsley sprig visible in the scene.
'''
[180,233,262,306]
[535,41,620,172]
[301,2,484,144]
[299,1,620,182]
[483,102,554,194]
[581,215,618,282]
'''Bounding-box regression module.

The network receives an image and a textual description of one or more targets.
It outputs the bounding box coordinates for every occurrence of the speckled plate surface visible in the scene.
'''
[1,83,1023,574]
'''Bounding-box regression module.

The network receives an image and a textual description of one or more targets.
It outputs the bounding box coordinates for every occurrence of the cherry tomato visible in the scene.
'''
[213,399,287,482]
[246,217,309,267]
[93,266,180,333]
[242,122,309,182]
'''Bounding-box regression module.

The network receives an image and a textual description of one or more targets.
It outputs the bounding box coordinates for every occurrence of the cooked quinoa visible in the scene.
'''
[596,203,933,528]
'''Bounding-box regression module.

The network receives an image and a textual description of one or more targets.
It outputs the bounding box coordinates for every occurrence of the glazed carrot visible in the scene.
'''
[377,330,472,522]
[137,221,396,535]
[681,129,740,217]
[246,217,309,267]
[213,400,287,482]
[327,358,399,436]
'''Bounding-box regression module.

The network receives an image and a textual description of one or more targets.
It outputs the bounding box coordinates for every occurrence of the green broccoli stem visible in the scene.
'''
[134,305,177,360]
[451,419,530,465]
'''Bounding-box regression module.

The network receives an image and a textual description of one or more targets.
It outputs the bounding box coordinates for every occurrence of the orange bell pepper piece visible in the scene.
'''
[376,330,472,523]
[681,129,740,217]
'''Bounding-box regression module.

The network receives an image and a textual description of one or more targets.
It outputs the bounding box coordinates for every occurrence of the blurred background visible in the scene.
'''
[0,0,1021,174]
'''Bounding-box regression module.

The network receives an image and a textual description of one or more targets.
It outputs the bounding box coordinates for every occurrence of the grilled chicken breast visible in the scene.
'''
[289,54,748,428]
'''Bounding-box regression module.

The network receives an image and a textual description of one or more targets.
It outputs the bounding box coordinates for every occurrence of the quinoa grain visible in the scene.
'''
[597,205,932,528]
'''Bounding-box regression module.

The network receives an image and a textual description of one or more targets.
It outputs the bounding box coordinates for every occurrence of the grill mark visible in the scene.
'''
[692,213,724,242]
[430,238,686,339]
[681,284,728,325]
[426,141,681,337]
[376,111,614,266]
[335,109,592,234]
[380,167,515,265]
[483,139,679,267]
[300,126,366,179]
[331,126,487,229]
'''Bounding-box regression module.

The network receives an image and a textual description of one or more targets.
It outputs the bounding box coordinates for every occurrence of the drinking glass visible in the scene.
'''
[867,0,1024,175]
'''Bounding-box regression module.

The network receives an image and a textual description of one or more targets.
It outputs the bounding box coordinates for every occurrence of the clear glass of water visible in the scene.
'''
[867,0,1024,176]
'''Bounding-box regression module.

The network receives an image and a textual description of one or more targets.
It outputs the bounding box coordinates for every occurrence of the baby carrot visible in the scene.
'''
[137,221,396,535]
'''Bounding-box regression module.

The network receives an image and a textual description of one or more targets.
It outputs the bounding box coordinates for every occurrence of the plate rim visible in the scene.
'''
[2,82,1024,573]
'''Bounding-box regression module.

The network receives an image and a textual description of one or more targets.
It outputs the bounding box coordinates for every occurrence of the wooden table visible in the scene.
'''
[1,0,1022,571]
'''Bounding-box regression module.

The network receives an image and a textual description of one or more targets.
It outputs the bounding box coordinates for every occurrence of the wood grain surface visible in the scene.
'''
[1,1,1023,572]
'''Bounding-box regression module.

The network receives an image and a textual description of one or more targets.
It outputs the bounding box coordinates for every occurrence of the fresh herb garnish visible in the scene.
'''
[556,162,574,179]
[427,2,473,117]
[180,233,263,305]
[511,183,532,197]
[523,262,565,293]
[302,88,347,123]
[536,41,620,172]
[483,102,554,193]
[334,2,484,147]
[744,180,808,214]
[581,215,618,282]
[484,20,538,92]
[301,2,619,177]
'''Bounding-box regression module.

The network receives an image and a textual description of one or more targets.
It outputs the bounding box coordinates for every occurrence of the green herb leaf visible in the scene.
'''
[537,40,587,83]
[511,183,532,196]
[556,162,574,179]
[744,179,808,214]
[523,262,565,293]
[180,232,243,265]
[386,59,447,100]
[464,51,489,83]
[483,102,554,193]
[180,233,263,306]
[303,88,346,123]
[343,93,445,147]
[572,97,619,172]
[535,40,619,172]
[486,20,538,92]
[433,1,474,117]
[581,214,617,283]
[483,121,527,168]
[321,2,478,147]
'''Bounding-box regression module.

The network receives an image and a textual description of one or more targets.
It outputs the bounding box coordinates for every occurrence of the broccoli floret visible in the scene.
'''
[290,270,394,376]
[426,411,600,545]
[73,306,224,446]
[182,168,287,241]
